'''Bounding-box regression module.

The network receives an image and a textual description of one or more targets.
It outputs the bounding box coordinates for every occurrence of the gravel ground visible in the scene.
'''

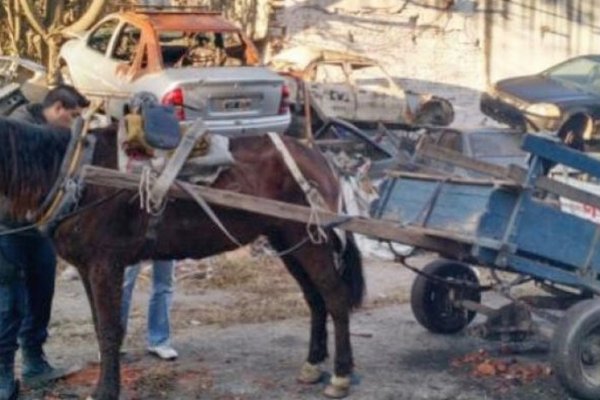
[16,253,579,400]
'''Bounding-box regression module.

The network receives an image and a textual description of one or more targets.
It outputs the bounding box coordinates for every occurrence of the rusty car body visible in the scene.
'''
[59,8,290,136]
[268,45,454,127]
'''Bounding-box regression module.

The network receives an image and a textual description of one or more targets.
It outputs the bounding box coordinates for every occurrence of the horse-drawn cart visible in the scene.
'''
[371,133,600,400]
[79,126,600,399]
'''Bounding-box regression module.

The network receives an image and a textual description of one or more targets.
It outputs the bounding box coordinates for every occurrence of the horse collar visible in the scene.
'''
[31,115,97,228]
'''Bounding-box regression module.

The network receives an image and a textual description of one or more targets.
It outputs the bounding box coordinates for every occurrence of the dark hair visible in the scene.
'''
[42,84,90,110]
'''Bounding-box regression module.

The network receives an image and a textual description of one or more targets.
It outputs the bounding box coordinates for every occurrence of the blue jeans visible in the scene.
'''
[121,260,174,347]
[0,231,56,359]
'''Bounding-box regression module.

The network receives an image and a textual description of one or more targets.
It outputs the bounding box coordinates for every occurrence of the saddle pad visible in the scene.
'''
[179,135,235,185]
[142,104,181,150]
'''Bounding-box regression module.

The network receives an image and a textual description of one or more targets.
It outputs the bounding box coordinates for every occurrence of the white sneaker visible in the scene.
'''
[60,265,80,281]
[147,344,178,360]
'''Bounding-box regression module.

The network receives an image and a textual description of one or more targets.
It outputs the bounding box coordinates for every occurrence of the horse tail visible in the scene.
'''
[341,234,365,310]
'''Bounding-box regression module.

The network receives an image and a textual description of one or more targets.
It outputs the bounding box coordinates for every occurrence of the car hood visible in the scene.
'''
[496,75,599,104]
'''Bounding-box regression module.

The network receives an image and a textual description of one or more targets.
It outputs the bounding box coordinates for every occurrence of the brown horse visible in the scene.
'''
[0,118,365,399]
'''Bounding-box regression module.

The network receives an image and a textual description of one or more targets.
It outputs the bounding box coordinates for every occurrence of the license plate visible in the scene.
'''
[221,98,252,111]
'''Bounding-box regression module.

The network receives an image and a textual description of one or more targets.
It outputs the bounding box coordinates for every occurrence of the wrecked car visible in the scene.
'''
[386,126,528,178]
[313,117,398,179]
[58,8,290,136]
[268,45,454,127]
[0,56,48,115]
[480,54,600,142]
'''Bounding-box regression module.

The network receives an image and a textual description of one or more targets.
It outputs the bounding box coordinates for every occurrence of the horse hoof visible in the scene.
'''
[297,361,323,384]
[323,375,351,399]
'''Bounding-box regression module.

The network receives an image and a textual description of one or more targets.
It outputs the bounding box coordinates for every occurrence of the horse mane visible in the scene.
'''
[0,118,71,220]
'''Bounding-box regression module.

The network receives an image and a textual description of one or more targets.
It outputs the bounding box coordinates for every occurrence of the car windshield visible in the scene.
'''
[348,64,391,88]
[544,56,600,95]
[158,30,247,68]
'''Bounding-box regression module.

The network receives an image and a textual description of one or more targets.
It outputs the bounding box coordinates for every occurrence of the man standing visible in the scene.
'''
[0,84,89,400]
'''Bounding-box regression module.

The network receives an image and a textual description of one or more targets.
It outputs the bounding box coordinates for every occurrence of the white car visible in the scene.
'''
[58,9,290,136]
[269,46,454,127]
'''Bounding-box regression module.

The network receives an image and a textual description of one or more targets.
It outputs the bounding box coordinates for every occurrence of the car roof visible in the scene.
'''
[120,11,241,32]
[270,45,376,71]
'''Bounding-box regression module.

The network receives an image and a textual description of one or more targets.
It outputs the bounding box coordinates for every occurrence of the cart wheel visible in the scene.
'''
[552,299,600,400]
[410,259,480,334]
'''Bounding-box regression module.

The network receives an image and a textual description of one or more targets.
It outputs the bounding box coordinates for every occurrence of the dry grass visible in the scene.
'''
[132,365,178,399]
[149,248,411,328]
[172,251,311,327]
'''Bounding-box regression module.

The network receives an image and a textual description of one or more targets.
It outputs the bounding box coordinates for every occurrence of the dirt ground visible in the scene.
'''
[16,248,579,400]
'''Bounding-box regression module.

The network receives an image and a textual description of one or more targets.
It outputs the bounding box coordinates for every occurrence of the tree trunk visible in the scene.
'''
[18,0,107,83]
[63,0,107,34]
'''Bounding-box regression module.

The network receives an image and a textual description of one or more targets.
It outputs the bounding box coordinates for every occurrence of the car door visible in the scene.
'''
[74,18,120,95]
[349,62,404,123]
[306,61,356,120]
[104,22,144,116]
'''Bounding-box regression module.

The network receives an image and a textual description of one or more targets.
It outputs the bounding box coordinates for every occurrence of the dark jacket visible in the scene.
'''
[9,103,47,125]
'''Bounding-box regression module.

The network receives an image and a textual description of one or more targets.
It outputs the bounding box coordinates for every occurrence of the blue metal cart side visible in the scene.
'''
[374,133,600,400]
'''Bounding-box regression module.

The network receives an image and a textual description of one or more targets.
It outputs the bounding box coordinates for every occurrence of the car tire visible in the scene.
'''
[557,113,592,151]
[414,98,454,126]
[59,64,73,86]
[286,113,306,138]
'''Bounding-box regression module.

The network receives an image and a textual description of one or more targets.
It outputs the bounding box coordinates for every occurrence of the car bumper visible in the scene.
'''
[480,92,527,128]
[480,92,560,131]
[182,113,291,137]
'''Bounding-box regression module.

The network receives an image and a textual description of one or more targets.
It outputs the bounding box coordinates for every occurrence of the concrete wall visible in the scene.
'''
[273,0,600,125]
[483,0,599,83]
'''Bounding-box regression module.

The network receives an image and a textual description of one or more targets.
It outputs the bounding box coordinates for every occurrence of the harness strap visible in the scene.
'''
[147,119,208,211]
[267,132,329,211]
[176,180,244,247]
[36,102,102,226]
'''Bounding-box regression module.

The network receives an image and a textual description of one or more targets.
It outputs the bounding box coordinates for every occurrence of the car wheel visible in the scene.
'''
[286,113,306,138]
[414,98,454,126]
[557,113,592,151]
[59,63,73,86]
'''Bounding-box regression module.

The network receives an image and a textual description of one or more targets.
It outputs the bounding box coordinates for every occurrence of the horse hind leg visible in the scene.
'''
[303,245,360,399]
[270,232,360,398]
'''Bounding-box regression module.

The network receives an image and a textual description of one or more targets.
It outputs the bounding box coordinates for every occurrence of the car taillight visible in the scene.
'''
[162,88,185,120]
[278,84,290,115]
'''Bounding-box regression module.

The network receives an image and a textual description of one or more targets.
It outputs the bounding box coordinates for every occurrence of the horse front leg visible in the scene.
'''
[88,261,125,400]
[78,267,99,339]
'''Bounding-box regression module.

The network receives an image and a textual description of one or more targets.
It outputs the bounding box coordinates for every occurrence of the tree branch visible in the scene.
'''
[18,0,47,37]
[63,0,107,34]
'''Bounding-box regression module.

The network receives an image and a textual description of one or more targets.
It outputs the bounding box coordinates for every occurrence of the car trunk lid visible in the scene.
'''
[162,67,283,120]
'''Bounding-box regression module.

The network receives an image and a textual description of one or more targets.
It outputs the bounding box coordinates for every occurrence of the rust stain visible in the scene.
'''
[483,0,493,86]
[62,364,144,388]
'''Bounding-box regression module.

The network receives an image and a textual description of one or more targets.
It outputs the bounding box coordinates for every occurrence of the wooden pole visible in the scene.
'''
[302,81,314,146]
[81,165,471,259]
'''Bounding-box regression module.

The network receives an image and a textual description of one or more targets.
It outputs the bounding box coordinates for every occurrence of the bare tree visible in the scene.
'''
[0,0,107,82]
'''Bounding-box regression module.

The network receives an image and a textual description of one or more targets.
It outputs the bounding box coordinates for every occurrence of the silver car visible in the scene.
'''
[58,9,290,136]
